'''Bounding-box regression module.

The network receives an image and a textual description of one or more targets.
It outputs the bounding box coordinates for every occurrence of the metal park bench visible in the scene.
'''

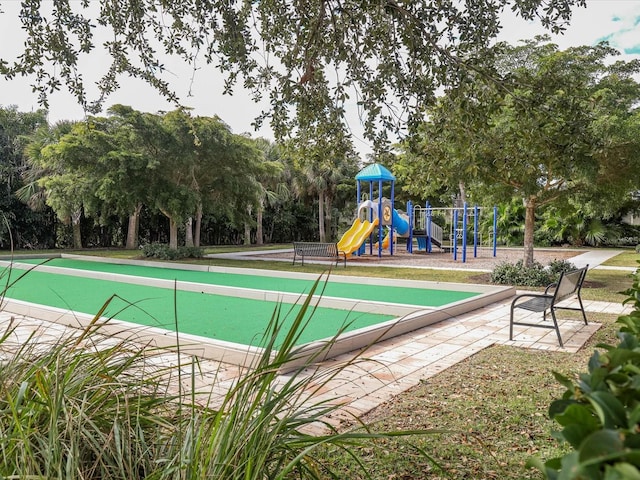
[509,265,589,347]
[292,242,347,267]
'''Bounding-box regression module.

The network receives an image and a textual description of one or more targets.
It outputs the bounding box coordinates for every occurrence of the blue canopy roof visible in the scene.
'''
[355,163,396,181]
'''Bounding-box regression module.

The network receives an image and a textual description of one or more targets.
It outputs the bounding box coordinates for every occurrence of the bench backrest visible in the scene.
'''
[293,242,338,256]
[553,266,588,303]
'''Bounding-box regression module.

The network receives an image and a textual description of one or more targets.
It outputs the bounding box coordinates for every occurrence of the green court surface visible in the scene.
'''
[3,266,395,347]
[17,257,478,307]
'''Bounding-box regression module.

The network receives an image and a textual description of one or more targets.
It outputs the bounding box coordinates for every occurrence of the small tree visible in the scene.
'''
[397,37,640,266]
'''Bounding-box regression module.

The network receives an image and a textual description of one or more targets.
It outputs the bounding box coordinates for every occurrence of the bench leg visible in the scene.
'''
[578,295,588,325]
[509,308,515,341]
[510,308,564,347]
[550,310,563,347]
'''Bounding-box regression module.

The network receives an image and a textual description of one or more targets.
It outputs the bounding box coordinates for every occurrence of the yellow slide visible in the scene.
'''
[379,231,395,249]
[337,218,380,255]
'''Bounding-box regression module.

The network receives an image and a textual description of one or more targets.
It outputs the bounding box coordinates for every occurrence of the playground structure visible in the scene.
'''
[337,164,406,258]
[337,164,498,262]
[409,203,498,262]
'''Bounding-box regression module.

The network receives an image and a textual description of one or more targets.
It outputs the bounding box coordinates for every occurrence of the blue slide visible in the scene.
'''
[379,209,410,249]
[392,208,409,235]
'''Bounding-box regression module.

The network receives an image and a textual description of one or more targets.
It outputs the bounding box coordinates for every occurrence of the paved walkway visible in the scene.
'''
[299,297,629,431]
[570,249,636,271]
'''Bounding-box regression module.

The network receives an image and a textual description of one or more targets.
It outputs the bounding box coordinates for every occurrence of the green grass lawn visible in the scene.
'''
[601,249,640,267]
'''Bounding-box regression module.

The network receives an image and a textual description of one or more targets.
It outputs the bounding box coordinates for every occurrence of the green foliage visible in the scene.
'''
[11,106,360,249]
[490,257,577,287]
[1,1,585,146]
[478,199,525,246]
[21,106,270,250]
[141,243,204,260]
[490,260,554,287]
[538,205,628,248]
[636,245,640,254]
[0,106,53,249]
[530,264,640,478]
[489,257,574,287]
[397,37,640,266]
[547,259,577,277]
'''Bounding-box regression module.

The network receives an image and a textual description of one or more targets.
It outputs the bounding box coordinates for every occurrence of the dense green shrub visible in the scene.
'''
[547,259,577,277]
[530,264,640,478]
[141,243,204,260]
[490,260,555,287]
[178,246,205,258]
[490,259,578,287]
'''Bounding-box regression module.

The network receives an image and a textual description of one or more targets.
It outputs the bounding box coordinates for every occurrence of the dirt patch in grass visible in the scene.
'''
[469,272,493,283]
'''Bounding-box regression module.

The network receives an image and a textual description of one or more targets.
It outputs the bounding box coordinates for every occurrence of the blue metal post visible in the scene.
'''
[377,180,383,257]
[426,201,432,253]
[368,182,374,254]
[407,200,413,253]
[390,181,395,255]
[474,205,479,258]
[493,205,498,257]
[462,203,467,263]
[453,208,458,261]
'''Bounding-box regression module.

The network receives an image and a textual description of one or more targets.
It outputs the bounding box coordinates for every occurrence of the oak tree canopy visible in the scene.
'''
[1,0,585,145]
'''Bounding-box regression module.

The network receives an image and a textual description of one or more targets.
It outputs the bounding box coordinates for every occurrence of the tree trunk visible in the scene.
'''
[185,217,194,247]
[125,203,142,249]
[71,209,83,249]
[256,206,264,245]
[318,191,326,242]
[158,208,178,249]
[244,222,252,245]
[194,203,202,248]
[169,218,178,250]
[244,205,252,245]
[458,181,467,205]
[324,194,333,241]
[523,196,536,267]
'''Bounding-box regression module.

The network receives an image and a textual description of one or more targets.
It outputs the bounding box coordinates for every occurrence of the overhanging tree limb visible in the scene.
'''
[1,0,586,145]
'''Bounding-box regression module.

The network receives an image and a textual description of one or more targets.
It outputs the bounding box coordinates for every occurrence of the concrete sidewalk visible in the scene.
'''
[569,249,637,271]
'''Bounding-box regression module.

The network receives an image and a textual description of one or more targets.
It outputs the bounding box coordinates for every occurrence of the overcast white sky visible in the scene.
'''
[1,0,639,157]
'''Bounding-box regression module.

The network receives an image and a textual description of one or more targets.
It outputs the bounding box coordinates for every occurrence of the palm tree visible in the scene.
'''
[17,121,80,247]
[250,139,291,245]
[289,136,357,243]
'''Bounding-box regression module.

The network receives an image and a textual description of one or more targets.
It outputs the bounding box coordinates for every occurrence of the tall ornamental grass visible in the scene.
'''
[0,266,440,479]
